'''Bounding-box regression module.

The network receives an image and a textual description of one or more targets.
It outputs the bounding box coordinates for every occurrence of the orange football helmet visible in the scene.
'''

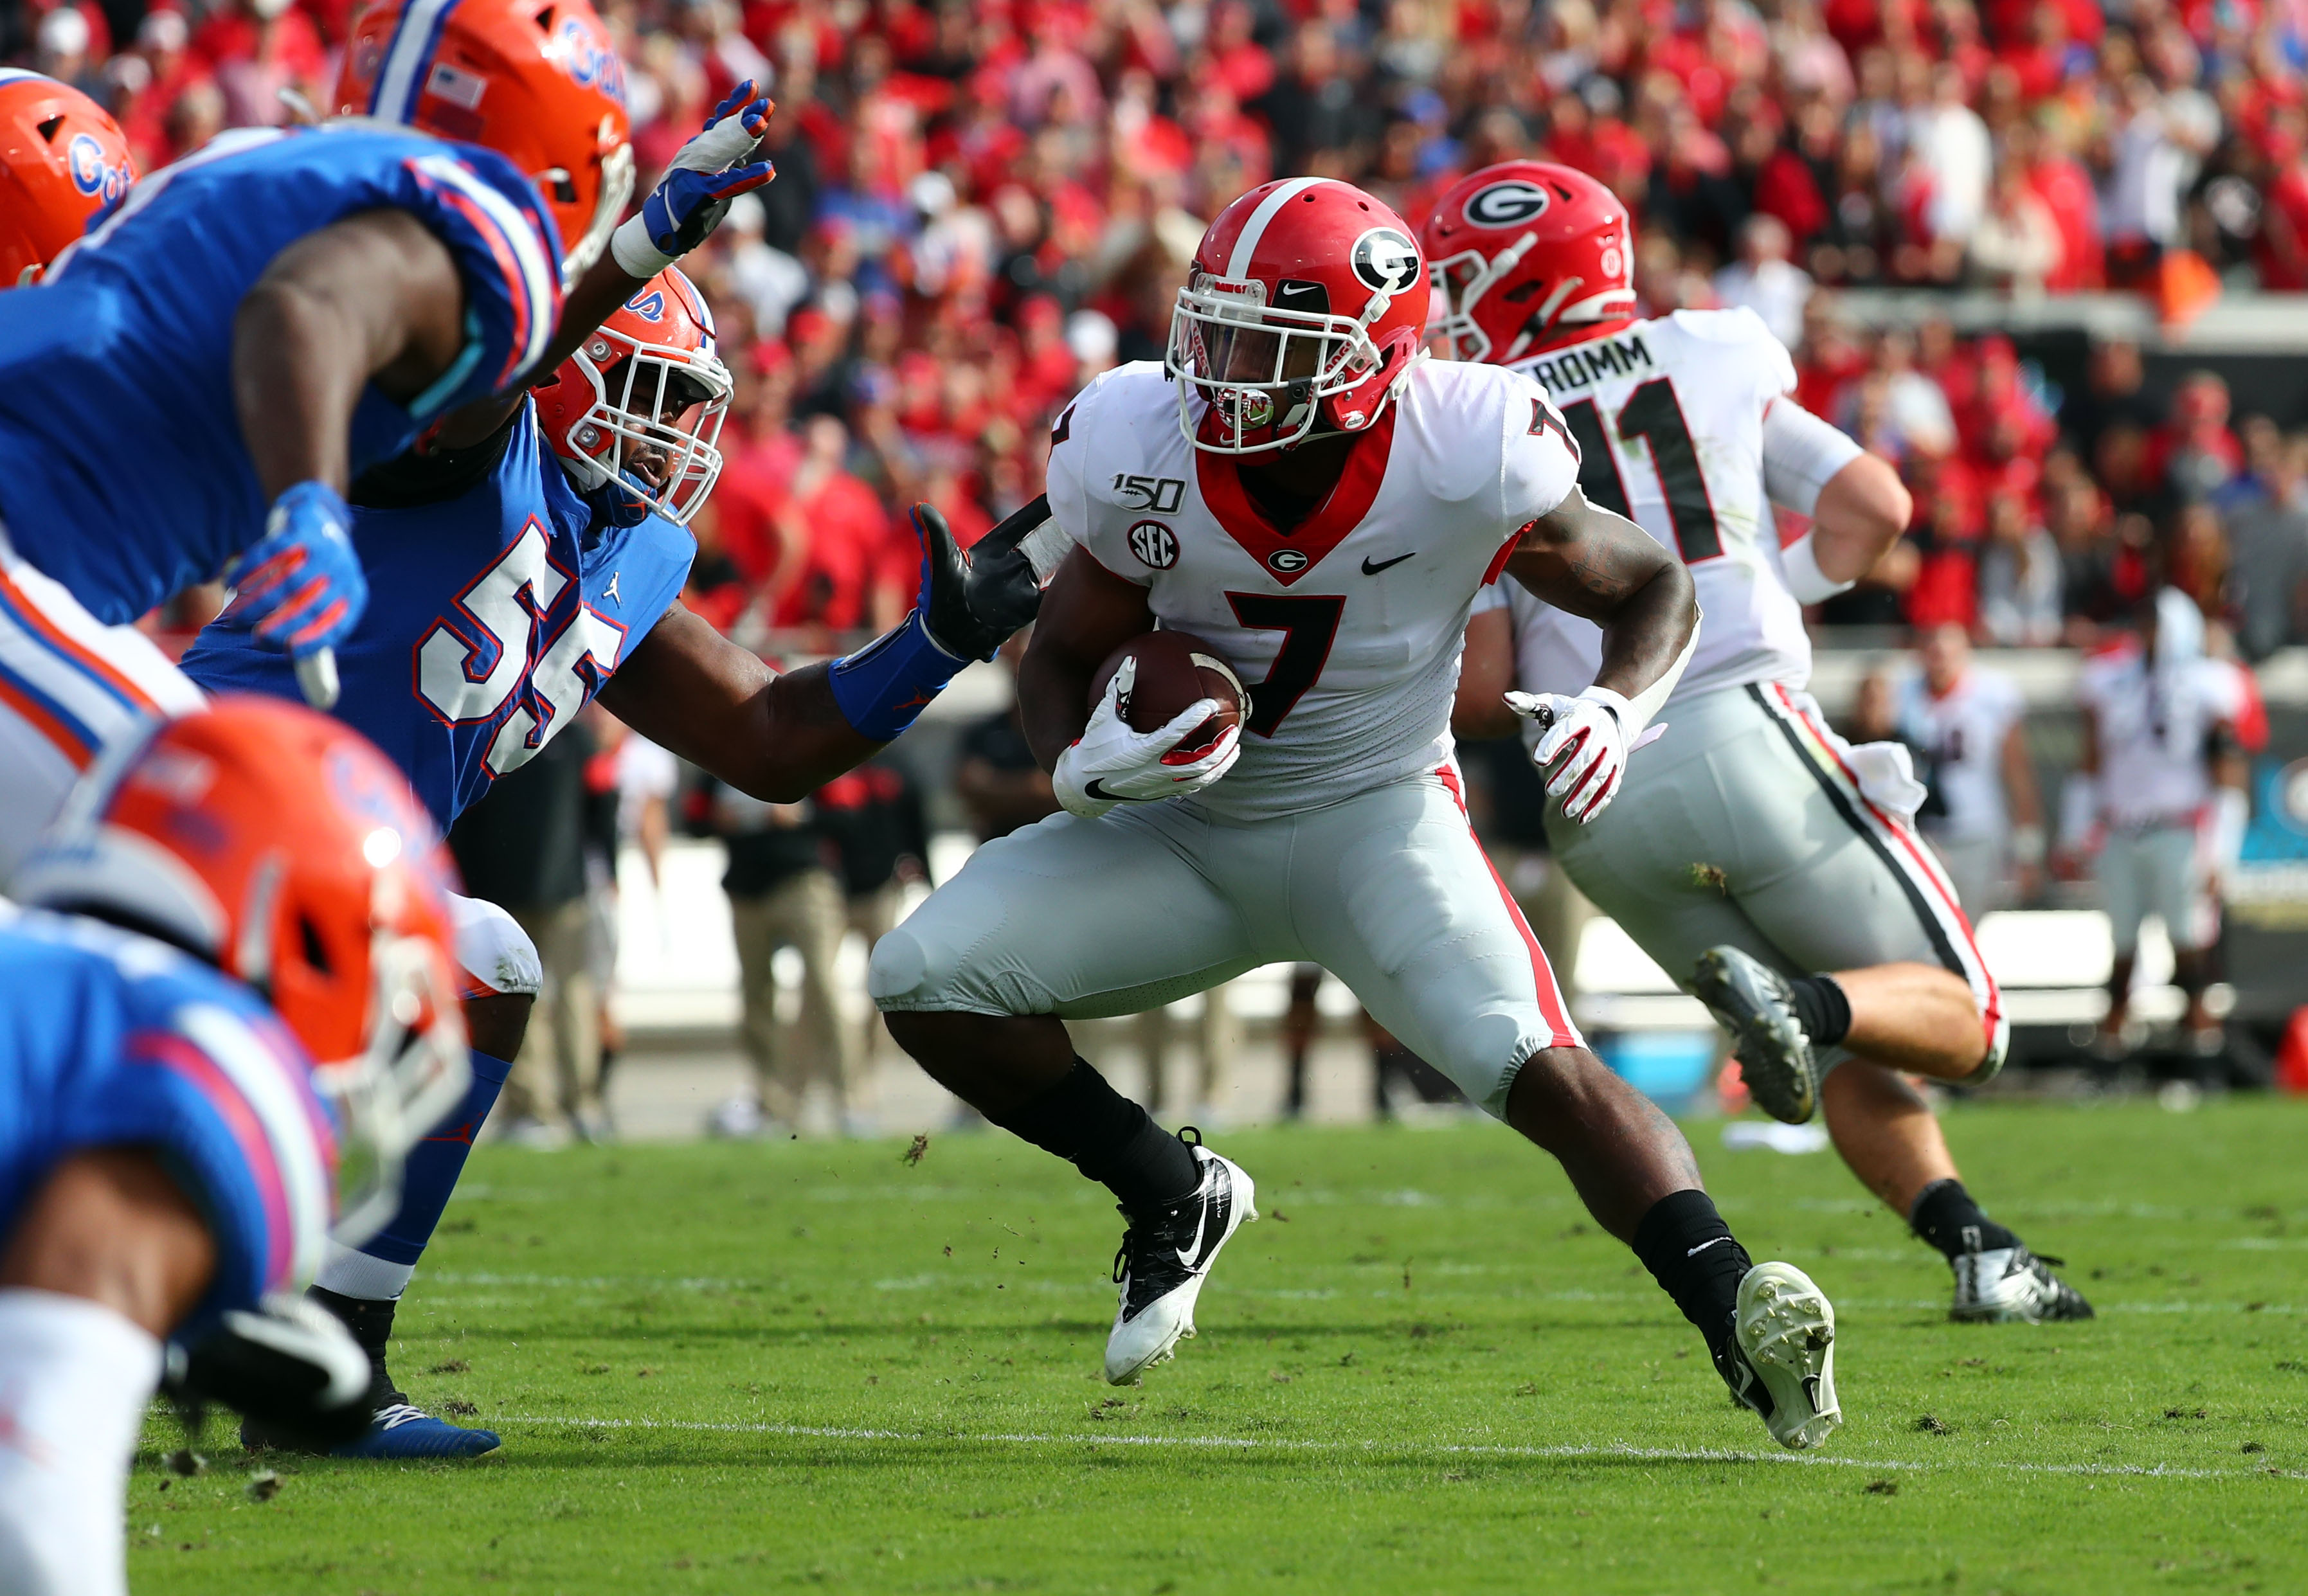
[14,696,471,1247]
[532,265,729,525]
[0,69,136,287]
[335,0,635,285]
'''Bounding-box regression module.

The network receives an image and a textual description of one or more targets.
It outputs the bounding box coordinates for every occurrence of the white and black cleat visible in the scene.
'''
[1693,946,1820,1125]
[1103,1130,1256,1386]
[1951,1244,2095,1323]
[1717,1262,1841,1451]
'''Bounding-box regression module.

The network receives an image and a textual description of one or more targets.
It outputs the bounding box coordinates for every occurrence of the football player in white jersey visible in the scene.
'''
[2069,587,2259,1055]
[1431,161,2089,1324]
[1894,624,2045,916]
[872,177,1845,1450]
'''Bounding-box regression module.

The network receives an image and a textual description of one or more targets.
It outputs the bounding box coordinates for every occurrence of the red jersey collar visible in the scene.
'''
[1193,408,1398,586]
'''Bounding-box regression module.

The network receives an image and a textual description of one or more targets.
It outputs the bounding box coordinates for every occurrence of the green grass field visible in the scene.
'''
[129,1097,2308,1594]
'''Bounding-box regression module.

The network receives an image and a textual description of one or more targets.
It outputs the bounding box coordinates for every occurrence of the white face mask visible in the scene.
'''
[552,332,733,526]
[1166,278,1393,456]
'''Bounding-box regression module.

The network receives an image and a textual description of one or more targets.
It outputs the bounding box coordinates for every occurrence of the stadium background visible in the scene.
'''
[18,0,2308,1131]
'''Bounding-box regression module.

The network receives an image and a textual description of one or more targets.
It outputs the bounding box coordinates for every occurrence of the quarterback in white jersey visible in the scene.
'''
[872,177,1843,1451]
[1431,161,2089,1325]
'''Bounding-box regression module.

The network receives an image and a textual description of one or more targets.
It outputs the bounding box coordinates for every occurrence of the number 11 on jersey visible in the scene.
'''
[1558,379,1724,563]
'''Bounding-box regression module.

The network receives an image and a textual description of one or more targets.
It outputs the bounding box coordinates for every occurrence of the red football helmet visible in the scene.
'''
[14,696,471,1249]
[0,69,136,287]
[1421,161,1637,366]
[1167,177,1431,453]
[532,266,730,525]
[336,0,635,285]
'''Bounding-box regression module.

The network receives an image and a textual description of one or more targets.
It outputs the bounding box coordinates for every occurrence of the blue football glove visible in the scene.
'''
[223,481,366,660]
[610,83,775,278]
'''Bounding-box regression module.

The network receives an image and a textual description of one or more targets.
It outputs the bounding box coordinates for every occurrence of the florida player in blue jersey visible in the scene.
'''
[0,697,471,1596]
[0,0,777,879]
[184,264,1057,1455]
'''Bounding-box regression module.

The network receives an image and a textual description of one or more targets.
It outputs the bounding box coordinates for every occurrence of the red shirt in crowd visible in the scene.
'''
[2028,148,2105,291]
[770,469,893,631]
[2256,157,2308,291]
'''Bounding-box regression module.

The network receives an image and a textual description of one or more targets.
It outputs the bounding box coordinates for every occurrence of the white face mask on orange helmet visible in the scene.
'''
[532,266,731,525]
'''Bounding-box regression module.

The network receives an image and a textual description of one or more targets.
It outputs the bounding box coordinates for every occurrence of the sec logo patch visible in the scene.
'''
[1128,519,1179,569]
[1267,548,1309,574]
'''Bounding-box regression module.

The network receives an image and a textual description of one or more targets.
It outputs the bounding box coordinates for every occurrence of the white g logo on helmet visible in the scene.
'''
[1351,227,1421,294]
[1463,180,1553,228]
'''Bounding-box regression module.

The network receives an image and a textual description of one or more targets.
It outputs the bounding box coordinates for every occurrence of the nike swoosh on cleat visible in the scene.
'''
[1083,779,1143,803]
[1361,552,1416,575]
[1181,1178,1231,1269]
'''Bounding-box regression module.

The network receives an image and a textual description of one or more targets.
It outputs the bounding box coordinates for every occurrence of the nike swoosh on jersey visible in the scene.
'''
[1360,551,1416,575]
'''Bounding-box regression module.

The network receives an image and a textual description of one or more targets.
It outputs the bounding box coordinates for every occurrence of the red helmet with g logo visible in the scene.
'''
[532,265,730,525]
[1167,177,1430,454]
[0,69,136,287]
[1420,161,1636,366]
[336,0,635,287]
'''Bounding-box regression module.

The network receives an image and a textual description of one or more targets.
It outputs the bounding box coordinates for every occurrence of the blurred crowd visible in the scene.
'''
[1794,319,2308,658]
[15,0,2308,654]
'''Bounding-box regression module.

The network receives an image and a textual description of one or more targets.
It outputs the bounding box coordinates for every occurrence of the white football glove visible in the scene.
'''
[1054,656,1242,819]
[1507,686,1630,825]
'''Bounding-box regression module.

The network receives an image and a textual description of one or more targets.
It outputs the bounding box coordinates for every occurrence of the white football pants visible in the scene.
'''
[870,766,1580,1116]
[1546,681,2008,1077]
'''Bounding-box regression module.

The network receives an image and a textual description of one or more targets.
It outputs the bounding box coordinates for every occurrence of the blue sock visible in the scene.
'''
[358,1047,514,1269]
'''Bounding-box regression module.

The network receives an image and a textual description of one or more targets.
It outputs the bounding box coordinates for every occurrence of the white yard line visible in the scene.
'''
[484,1414,2285,1481]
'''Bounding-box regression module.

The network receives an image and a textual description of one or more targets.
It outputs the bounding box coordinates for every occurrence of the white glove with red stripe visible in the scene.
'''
[1507,686,1630,825]
[1054,657,1242,820]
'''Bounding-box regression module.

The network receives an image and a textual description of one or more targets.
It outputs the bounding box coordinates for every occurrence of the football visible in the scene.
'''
[1089,629,1250,757]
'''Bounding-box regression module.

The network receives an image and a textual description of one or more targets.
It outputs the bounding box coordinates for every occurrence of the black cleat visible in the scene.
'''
[1103,1131,1256,1385]
[1693,946,1820,1124]
[1951,1244,2096,1323]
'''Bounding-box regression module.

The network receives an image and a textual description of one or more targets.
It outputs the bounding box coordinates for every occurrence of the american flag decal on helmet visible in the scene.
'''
[372,0,464,124]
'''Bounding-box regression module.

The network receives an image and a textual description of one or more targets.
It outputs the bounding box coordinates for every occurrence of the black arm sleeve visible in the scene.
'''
[350,408,524,509]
